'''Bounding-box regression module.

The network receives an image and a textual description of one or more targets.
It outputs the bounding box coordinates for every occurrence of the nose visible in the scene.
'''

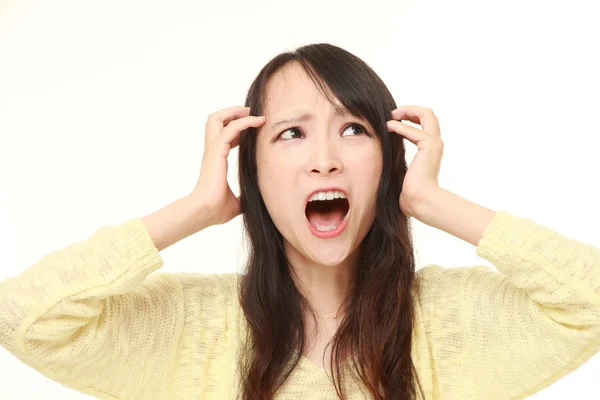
[308,135,343,176]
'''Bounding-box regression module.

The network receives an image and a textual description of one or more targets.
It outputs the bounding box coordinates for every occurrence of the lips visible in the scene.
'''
[304,187,351,238]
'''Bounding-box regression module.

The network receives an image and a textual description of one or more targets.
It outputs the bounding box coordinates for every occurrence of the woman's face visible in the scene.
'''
[255,62,382,266]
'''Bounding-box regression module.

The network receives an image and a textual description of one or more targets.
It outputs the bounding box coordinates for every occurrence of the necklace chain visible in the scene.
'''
[317,313,339,318]
[316,302,345,319]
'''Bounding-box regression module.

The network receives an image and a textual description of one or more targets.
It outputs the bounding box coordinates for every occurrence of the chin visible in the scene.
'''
[307,245,353,267]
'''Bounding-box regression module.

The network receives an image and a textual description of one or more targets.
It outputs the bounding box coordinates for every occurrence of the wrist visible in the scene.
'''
[180,195,215,232]
[407,186,446,223]
[142,196,212,252]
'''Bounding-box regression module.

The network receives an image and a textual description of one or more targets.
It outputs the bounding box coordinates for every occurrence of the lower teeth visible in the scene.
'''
[316,224,338,232]
[315,219,344,232]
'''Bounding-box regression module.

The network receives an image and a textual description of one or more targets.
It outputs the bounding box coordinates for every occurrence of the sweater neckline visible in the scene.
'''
[299,354,331,371]
[298,350,356,372]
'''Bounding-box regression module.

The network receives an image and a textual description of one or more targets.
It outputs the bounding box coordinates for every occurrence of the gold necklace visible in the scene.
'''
[316,301,346,319]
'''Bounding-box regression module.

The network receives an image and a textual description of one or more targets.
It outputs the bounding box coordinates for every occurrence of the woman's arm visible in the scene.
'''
[142,196,213,252]
[415,203,600,399]
[410,186,497,247]
[0,211,183,399]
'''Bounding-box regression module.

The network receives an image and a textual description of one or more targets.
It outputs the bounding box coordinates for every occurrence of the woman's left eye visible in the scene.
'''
[342,123,366,137]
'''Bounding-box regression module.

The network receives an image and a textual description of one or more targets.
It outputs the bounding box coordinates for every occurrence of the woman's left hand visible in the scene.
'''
[386,105,444,218]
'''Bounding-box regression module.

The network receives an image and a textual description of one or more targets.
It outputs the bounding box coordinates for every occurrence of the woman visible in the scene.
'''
[1,43,599,400]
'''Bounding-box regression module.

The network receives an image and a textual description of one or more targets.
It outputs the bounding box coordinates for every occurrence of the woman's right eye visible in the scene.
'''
[278,126,303,140]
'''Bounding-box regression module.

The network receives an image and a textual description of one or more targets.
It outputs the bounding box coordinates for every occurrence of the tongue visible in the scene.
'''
[306,207,346,229]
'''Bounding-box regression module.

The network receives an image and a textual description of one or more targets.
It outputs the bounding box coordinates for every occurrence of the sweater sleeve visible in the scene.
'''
[428,210,600,399]
[0,218,184,400]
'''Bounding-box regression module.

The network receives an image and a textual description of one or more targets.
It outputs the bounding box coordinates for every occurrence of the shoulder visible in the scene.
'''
[415,263,495,289]
[412,264,498,316]
[168,271,240,291]
[152,271,241,314]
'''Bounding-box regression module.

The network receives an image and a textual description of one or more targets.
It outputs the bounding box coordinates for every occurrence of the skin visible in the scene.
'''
[255,61,383,325]
[143,65,498,367]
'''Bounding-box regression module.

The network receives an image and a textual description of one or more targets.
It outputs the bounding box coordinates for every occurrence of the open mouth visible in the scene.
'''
[305,197,350,233]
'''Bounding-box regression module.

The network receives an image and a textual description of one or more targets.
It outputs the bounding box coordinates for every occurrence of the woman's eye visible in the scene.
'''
[277,123,367,141]
[278,127,303,140]
[342,123,366,137]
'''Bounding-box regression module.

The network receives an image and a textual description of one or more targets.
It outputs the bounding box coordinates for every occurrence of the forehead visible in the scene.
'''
[263,62,342,114]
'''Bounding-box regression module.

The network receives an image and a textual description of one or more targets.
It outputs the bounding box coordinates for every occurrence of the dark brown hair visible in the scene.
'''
[236,43,424,400]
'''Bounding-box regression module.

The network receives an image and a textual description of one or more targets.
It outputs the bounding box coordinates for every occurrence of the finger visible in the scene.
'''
[390,106,440,136]
[205,106,251,144]
[386,120,432,146]
[220,115,265,149]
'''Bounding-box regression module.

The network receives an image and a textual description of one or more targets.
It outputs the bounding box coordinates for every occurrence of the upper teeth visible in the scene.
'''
[308,190,347,202]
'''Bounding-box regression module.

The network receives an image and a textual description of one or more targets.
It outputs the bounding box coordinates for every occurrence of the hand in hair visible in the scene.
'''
[386,105,443,218]
[188,106,266,226]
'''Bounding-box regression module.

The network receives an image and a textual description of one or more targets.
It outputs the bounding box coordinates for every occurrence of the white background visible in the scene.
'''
[0,0,599,398]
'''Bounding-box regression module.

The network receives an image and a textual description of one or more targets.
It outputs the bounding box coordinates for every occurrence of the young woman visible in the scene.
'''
[1,43,599,400]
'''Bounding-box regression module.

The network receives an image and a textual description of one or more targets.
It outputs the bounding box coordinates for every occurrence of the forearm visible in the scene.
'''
[141,196,211,252]
[411,187,497,246]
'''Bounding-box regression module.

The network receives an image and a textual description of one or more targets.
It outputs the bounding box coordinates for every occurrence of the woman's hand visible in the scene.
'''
[188,106,266,226]
[386,106,444,218]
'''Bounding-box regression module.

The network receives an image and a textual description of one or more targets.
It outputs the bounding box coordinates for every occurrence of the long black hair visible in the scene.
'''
[236,43,425,400]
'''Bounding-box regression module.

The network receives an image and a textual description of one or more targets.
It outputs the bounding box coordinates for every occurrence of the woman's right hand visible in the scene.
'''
[188,106,266,227]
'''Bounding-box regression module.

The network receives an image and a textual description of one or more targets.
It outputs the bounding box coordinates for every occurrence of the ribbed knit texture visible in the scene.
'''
[1,210,600,399]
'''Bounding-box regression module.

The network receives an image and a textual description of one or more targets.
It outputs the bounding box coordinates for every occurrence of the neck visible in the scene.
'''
[284,241,359,318]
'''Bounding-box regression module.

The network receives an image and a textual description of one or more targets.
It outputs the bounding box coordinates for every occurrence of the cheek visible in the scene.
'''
[257,147,299,184]
[347,149,382,181]
[346,150,382,214]
[256,159,297,221]
[256,143,297,223]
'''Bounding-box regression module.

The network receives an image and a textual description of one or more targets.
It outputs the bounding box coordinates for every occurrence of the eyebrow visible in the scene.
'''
[270,108,350,130]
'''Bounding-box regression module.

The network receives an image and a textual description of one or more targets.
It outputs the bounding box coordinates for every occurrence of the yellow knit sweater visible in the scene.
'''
[1,210,599,399]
